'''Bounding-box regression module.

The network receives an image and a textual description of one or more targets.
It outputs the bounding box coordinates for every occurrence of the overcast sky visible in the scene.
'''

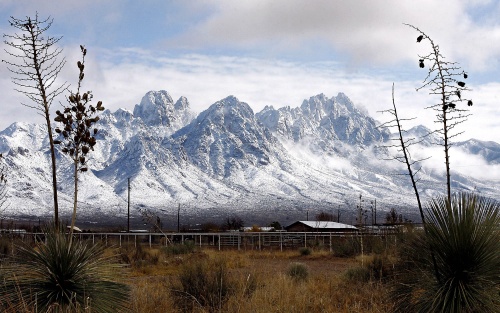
[1,0,499,143]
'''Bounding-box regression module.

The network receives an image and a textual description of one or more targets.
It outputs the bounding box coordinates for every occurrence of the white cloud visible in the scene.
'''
[172,0,500,72]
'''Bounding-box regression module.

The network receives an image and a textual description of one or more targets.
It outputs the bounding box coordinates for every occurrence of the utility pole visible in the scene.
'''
[127,178,130,232]
[358,194,363,227]
[177,203,180,233]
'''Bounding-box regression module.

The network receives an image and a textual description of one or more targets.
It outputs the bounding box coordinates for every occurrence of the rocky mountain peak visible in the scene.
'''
[174,96,190,111]
[256,93,388,149]
[172,96,281,177]
[132,90,194,128]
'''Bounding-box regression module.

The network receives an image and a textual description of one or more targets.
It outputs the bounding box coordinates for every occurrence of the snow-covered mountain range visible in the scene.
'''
[1,90,498,225]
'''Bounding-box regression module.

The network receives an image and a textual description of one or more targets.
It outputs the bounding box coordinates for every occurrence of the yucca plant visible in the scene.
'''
[392,193,500,313]
[54,45,104,243]
[0,229,130,312]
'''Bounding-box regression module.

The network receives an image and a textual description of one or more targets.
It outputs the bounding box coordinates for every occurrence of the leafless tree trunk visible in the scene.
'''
[380,84,427,223]
[381,84,443,283]
[3,14,68,227]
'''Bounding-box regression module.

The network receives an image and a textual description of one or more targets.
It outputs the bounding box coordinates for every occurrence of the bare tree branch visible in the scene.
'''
[406,23,473,203]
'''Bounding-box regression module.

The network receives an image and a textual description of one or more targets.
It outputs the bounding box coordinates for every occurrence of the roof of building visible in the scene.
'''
[288,221,358,230]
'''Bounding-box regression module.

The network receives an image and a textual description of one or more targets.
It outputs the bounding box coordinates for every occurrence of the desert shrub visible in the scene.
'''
[162,240,196,256]
[0,229,130,312]
[333,236,361,257]
[363,236,385,254]
[391,193,500,313]
[299,247,311,256]
[131,243,149,266]
[345,254,392,283]
[287,262,309,282]
[0,237,12,259]
[173,257,233,313]
[118,243,158,268]
[345,266,370,282]
[366,254,392,281]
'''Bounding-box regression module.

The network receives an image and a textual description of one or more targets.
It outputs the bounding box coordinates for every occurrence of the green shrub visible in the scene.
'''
[287,262,309,282]
[333,236,361,258]
[162,240,196,256]
[299,247,311,256]
[363,236,385,254]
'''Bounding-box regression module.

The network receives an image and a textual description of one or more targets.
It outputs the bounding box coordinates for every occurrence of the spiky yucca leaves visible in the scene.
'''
[0,230,130,312]
[392,193,500,313]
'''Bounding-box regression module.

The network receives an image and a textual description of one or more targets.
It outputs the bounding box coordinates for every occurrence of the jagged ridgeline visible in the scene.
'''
[0,90,498,221]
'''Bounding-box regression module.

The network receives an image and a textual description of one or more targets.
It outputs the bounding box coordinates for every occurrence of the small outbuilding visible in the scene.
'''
[285,221,358,232]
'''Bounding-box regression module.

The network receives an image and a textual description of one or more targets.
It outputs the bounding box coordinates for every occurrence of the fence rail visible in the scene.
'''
[5,230,399,252]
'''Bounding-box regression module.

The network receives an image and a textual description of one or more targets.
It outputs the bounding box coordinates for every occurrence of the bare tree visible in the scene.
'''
[406,24,472,203]
[222,216,244,231]
[379,88,444,280]
[140,208,172,245]
[3,14,67,226]
[379,84,429,224]
[53,45,103,241]
[316,211,334,221]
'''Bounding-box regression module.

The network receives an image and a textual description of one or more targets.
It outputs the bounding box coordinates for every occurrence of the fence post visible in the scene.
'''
[218,234,221,251]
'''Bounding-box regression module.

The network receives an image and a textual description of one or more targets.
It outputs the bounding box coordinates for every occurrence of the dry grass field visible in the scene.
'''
[121,245,394,313]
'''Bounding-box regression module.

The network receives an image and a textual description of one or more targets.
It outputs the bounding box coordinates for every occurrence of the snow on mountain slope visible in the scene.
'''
[172,96,288,177]
[455,139,500,164]
[256,93,389,155]
[0,90,498,223]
